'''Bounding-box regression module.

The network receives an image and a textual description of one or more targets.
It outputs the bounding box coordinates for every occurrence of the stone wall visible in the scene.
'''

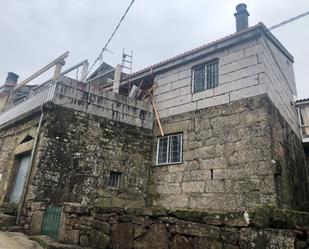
[149,95,309,211]
[260,35,298,134]
[270,99,309,210]
[53,76,153,130]
[0,114,40,203]
[25,104,152,208]
[152,28,299,136]
[153,36,267,119]
[22,202,309,249]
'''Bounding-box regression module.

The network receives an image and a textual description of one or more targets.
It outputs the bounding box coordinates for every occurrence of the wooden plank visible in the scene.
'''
[152,96,164,137]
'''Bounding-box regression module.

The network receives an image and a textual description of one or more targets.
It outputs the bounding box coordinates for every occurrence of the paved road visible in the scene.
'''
[0,232,43,249]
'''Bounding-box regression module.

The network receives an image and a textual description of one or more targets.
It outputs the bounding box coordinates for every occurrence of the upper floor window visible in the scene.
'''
[192,60,219,93]
[156,133,182,165]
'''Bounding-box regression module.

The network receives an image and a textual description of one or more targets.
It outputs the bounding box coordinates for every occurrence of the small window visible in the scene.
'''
[156,134,182,165]
[193,60,219,93]
[108,171,122,189]
[20,135,34,144]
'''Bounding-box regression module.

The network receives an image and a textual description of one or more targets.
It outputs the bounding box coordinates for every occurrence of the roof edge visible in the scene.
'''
[126,22,294,82]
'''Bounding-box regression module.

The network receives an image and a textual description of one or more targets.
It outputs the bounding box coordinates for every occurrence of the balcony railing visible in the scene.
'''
[0,82,56,127]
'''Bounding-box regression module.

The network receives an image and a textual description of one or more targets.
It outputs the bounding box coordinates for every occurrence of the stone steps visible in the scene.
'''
[0,212,16,230]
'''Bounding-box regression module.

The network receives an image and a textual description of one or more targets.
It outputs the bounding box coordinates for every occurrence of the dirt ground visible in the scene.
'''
[0,232,43,249]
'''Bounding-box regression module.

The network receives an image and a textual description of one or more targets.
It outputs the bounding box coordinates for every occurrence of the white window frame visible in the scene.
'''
[156,133,183,166]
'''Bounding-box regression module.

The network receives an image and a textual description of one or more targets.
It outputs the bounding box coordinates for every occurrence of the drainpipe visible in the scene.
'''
[16,107,44,224]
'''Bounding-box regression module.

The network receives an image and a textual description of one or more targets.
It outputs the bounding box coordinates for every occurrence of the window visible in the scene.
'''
[20,135,34,144]
[193,60,219,93]
[108,171,122,189]
[156,134,182,165]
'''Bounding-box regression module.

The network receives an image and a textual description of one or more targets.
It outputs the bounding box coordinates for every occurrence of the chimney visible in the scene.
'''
[4,72,19,86]
[234,3,250,32]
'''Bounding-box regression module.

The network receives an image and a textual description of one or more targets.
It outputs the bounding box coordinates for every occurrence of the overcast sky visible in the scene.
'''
[0,0,308,98]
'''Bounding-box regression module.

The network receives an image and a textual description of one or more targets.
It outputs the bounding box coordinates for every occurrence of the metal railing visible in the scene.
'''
[0,82,57,127]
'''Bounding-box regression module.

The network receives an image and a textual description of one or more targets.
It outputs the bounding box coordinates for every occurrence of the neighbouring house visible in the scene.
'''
[295,98,309,165]
[0,4,308,243]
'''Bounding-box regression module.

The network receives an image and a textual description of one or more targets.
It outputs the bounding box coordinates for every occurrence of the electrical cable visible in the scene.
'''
[82,0,135,81]
[269,10,309,30]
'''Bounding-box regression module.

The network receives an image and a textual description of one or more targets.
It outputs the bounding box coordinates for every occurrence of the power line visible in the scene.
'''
[82,0,135,81]
[269,10,309,30]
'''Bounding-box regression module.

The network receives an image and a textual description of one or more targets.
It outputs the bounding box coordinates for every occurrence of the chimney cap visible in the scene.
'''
[235,3,250,16]
[5,72,19,86]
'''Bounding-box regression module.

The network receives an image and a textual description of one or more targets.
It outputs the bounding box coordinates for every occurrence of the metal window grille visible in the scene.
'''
[193,60,218,93]
[206,61,219,89]
[193,65,205,93]
[108,171,122,189]
[156,134,182,165]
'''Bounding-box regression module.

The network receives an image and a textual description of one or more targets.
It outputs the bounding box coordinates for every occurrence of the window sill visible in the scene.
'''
[155,162,183,167]
[192,88,214,101]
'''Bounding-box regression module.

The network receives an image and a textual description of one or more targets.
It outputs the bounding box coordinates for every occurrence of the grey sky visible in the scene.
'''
[0,0,308,98]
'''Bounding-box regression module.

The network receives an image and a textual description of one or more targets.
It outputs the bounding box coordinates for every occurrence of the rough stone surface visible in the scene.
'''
[239,228,295,249]
[90,231,110,249]
[29,211,43,236]
[134,223,168,249]
[111,223,134,249]
[171,234,193,249]
[151,95,309,211]
[0,212,16,228]
[21,204,309,249]
[22,104,153,208]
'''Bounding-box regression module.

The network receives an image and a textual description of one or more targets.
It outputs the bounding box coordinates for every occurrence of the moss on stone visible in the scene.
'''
[173,209,204,222]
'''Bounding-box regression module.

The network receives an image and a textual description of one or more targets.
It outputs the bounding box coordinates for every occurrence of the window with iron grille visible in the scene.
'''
[156,134,182,165]
[193,60,219,93]
[108,171,122,189]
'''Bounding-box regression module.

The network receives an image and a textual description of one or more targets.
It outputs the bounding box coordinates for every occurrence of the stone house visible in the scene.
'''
[0,3,308,227]
[118,4,309,211]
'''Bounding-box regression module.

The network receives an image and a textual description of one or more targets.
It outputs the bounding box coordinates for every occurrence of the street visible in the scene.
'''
[0,232,43,249]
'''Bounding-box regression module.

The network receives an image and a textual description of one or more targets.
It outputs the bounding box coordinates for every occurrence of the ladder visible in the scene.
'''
[121,49,133,74]
[120,49,133,95]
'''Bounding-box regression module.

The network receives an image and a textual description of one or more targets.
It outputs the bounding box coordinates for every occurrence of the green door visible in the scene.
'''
[41,205,62,239]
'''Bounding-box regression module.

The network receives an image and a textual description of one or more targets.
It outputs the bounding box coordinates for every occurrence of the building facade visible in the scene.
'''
[0,4,308,221]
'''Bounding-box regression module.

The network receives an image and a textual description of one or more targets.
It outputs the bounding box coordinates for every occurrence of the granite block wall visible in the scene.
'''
[0,115,40,203]
[26,104,153,208]
[53,77,153,130]
[149,95,309,211]
[152,34,299,136]
[22,202,309,249]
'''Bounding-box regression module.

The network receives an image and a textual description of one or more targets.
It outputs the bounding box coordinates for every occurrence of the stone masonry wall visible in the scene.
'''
[22,202,309,249]
[260,35,298,134]
[26,103,153,208]
[53,76,153,130]
[270,99,309,210]
[0,114,40,203]
[152,31,299,136]
[149,94,309,211]
[153,36,267,119]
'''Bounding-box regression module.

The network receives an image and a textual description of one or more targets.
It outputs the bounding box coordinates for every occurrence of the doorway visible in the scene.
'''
[9,154,31,203]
